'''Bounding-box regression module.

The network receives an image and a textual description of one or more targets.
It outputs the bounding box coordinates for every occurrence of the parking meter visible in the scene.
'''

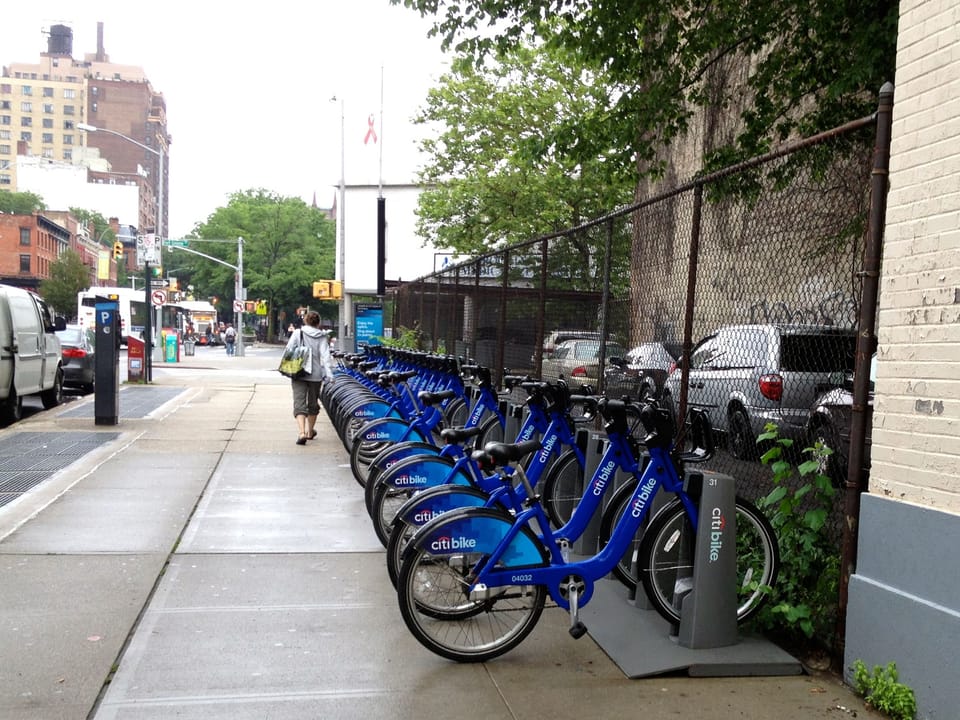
[94,299,120,425]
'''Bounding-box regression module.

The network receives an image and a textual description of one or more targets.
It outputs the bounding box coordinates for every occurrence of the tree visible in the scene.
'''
[0,191,46,214]
[187,190,336,341]
[393,0,898,177]
[413,42,636,256]
[69,208,115,245]
[40,249,90,321]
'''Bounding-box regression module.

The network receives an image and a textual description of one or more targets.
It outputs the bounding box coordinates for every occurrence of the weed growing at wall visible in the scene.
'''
[852,660,917,720]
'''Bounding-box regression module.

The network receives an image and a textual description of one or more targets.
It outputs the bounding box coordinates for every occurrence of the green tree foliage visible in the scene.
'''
[414,42,635,256]
[186,190,335,340]
[40,249,90,321]
[394,0,897,177]
[0,190,46,214]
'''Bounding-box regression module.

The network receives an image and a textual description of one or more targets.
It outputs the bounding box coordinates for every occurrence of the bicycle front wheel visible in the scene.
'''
[638,497,779,625]
[397,510,548,663]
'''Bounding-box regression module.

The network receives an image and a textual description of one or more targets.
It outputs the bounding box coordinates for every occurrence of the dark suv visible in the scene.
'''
[662,324,856,459]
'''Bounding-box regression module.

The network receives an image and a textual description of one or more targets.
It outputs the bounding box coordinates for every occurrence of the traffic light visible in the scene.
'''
[330,280,343,299]
[151,266,163,278]
[313,281,330,299]
[113,241,124,259]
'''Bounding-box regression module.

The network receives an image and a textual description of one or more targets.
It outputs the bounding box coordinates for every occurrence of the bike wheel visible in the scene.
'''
[397,510,548,663]
[638,497,779,625]
[364,444,444,516]
[540,449,585,528]
[349,419,427,487]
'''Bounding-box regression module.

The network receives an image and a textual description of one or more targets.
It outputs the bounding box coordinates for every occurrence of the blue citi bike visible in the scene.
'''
[395,398,779,662]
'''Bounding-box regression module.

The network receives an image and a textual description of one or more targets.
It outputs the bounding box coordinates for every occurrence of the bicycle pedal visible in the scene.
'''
[569,621,588,639]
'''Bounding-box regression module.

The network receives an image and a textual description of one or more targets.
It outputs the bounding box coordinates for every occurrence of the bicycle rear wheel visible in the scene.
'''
[396,509,548,663]
[637,497,779,625]
[540,449,585,528]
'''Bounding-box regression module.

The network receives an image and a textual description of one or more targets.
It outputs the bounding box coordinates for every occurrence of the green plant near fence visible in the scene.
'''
[752,424,840,647]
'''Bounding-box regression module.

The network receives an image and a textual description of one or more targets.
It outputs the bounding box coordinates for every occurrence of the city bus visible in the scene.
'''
[77,287,148,346]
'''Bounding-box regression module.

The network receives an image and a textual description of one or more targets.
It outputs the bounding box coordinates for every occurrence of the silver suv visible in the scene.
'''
[662,324,856,459]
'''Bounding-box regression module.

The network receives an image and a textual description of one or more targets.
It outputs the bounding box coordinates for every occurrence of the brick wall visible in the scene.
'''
[873,0,960,511]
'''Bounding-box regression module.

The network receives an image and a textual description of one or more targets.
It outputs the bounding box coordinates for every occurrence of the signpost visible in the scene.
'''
[151,289,167,307]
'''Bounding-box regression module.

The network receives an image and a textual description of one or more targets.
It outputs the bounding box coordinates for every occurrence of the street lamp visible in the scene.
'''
[78,121,166,380]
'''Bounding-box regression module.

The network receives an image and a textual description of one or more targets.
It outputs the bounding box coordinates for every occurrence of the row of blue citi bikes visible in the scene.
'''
[320,346,781,663]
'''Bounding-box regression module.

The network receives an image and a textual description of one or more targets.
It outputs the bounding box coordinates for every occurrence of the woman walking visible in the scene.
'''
[285,311,332,445]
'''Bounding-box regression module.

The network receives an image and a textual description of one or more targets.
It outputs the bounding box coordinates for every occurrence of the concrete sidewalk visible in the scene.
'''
[0,344,881,719]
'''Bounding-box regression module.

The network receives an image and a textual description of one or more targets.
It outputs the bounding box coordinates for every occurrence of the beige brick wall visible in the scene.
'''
[873,0,960,511]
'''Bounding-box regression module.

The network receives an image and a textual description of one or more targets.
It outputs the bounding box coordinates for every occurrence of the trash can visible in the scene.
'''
[183,339,196,356]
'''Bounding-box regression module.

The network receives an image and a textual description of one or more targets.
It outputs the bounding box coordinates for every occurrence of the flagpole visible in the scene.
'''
[378,64,384,199]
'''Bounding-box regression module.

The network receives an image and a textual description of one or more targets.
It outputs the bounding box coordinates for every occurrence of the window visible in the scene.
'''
[19,131,31,141]
[0,175,11,185]
[19,255,31,273]
[91,86,99,96]
[20,101,32,112]
[63,105,75,115]
[42,118,53,129]
[0,84,10,93]
[91,102,97,112]
[0,101,9,110]
[63,88,75,99]
[43,103,54,113]
[41,148,54,158]
[63,149,72,161]
[20,228,30,245]
[1,116,11,126]
[21,116,32,127]
[0,159,9,169]
[0,129,8,139]
[0,146,9,155]
[21,86,33,96]
[43,87,54,97]
[63,134,73,145]
[63,120,74,130]
[42,133,53,143]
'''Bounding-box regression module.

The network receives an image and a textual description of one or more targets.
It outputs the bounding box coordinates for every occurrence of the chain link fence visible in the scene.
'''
[390,112,881,534]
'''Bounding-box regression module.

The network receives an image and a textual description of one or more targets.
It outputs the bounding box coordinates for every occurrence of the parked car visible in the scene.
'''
[604,342,679,399]
[806,353,876,486]
[0,284,64,423]
[541,338,627,389]
[661,324,857,459]
[55,325,96,393]
[533,329,603,364]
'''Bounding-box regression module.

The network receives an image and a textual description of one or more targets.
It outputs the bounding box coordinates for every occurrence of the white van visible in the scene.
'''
[0,284,64,423]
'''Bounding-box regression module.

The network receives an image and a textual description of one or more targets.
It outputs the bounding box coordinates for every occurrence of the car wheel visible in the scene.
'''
[2,385,22,425]
[728,408,757,460]
[41,369,64,409]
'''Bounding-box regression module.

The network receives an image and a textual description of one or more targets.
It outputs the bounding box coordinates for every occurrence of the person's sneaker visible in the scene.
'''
[296,436,307,445]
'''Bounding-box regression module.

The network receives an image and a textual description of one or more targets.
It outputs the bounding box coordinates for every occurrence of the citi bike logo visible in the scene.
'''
[354,408,376,418]
[709,507,726,562]
[364,431,393,440]
[630,476,659,517]
[393,473,429,487]
[413,509,441,524]
[592,460,618,496]
[537,434,557,464]
[518,424,536,442]
[469,404,485,426]
[430,535,478,552]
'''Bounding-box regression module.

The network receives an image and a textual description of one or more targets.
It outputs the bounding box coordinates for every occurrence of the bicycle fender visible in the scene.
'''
[412,507,548,569]
[394,485,490,530]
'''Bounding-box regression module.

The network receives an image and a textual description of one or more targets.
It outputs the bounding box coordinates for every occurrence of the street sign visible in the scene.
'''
[164,240,189,247]
[151,289,167,307]
[233,300,244,313]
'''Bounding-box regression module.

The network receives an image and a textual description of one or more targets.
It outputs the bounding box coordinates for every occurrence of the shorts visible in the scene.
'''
[292,379,322,417]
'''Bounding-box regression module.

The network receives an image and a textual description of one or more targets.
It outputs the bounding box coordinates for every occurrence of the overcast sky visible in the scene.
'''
[6,1,451,238]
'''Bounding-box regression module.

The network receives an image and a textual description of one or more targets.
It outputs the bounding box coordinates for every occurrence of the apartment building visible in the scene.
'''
[1,22,169,239]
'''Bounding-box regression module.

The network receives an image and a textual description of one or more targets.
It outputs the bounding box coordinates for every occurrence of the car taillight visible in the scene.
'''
[759,373,783,401]
[63,347,88,359]
[572,366,587,378]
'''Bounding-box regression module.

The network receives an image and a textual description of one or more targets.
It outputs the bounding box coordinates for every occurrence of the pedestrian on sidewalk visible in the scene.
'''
[223,323,237,355]
[286,311,333,445]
